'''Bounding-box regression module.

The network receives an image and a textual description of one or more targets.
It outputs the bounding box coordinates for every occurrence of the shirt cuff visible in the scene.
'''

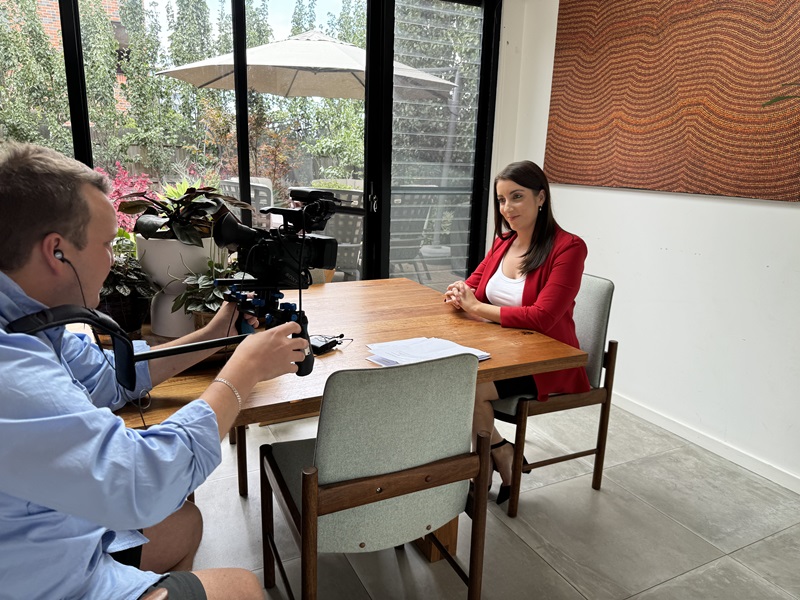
[107,528,149,553]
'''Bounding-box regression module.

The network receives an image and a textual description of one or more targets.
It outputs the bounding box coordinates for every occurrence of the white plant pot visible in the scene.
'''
[136,235,213,338]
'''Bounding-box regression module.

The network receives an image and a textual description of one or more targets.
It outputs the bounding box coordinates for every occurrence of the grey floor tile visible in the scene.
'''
[206,424,278,483]
[345,543,469,600]
[494,421,592,493]
[629,556,796,600]
[252,568,294,599]
[492,475,722,600]
[268,416,319,442]
[193,470,297,572]
[276,555,371,599]
[455,512,585,600]
[732,523,800,597]
[526,405,687,469]
[606,445,800,553]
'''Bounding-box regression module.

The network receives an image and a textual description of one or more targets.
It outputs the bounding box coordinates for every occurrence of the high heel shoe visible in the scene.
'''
[491,439,531,505]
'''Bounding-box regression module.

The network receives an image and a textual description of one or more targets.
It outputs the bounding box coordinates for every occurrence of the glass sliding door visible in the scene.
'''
[244,1,367,282]
[388,0,487,291]
[0,0,72,156]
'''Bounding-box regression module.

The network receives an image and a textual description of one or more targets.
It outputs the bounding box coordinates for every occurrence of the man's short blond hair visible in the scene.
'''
[0,143,111,271]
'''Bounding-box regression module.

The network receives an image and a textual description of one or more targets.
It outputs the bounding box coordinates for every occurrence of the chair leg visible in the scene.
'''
[468,432,491,599]
[229,426,237,445]
[301,468,319,600]
[508,400,530,518]
[592,396,612,490]
[260,448,276,589]
[237,425,248,497]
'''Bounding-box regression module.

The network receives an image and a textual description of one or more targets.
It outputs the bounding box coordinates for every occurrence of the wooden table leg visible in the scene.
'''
[236,425,248,497]
[413,516,458,562]
[229,426,237,445]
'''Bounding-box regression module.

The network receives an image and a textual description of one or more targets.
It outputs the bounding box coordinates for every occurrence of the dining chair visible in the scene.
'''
[492,273,618,517]
[260,354,491,599]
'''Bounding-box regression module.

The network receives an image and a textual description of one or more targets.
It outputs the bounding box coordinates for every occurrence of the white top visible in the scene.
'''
[485,254,525,307]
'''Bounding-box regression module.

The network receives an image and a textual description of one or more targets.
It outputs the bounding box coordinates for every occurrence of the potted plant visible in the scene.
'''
[118,179,252,247]
[96,231,158,338]
[172,253,248,326]
[116,180,252,337]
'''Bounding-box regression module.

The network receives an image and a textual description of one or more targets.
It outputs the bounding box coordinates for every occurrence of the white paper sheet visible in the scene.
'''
[366,337,490,366]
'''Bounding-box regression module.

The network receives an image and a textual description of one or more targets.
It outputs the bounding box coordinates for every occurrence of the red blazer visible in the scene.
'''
[465,227,590,400]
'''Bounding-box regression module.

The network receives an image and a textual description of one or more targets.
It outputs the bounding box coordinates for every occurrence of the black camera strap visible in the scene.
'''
[6,305,138,390]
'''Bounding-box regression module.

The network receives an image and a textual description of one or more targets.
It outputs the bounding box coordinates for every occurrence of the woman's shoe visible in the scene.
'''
[496,484,511,505]
[491,439,531,505]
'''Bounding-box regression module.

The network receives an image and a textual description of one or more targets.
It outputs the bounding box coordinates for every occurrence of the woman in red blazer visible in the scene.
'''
[444,160,589,504]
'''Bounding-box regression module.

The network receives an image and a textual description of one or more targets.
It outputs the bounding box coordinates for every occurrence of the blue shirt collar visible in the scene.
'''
[0,271,64,351]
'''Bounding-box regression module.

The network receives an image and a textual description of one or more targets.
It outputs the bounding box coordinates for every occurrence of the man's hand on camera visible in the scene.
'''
[202,322,308,440]
[207,301,259,338]
[224,321,308,385]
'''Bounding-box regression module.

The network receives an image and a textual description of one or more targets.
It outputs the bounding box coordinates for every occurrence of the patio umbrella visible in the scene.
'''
[157,30,455,101]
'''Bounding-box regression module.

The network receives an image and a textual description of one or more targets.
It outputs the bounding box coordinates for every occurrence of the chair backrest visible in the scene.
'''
[389,190,434,261]
[313,354,479,553]
[573,274,614,388]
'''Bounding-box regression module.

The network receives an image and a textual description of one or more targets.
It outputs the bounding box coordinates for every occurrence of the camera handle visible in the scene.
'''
[291,311,314,377]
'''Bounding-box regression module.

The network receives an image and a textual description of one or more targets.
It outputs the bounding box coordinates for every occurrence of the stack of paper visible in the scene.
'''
[366,337,490,367]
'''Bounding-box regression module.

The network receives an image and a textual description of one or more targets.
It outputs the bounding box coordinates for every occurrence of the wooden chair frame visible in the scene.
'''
[260,432,492,600]
[494,340,618,517]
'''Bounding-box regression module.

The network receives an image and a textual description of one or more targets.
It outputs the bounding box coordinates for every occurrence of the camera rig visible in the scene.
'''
[129,188,352,379]
[208,187,348,376]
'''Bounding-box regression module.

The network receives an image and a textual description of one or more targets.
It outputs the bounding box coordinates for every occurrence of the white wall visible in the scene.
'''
[493,0,800,492]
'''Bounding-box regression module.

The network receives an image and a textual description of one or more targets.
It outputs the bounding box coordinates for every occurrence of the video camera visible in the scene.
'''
[212,187,342,376]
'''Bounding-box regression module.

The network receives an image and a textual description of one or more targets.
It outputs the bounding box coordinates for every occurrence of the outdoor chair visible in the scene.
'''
[316,188,364,280]
[492,274,618,517]
[389,191,434,283]
[260,354,491,599]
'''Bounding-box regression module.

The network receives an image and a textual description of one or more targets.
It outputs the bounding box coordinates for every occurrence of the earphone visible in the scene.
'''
[54,248,87,307]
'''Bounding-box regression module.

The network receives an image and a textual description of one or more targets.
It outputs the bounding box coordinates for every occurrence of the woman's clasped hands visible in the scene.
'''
[444,280,478,312]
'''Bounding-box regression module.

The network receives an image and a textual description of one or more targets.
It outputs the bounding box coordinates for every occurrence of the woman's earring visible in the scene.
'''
[538,205,543,212]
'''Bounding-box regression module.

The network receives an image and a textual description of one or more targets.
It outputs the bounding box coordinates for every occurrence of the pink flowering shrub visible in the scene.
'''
[95,163,153,232]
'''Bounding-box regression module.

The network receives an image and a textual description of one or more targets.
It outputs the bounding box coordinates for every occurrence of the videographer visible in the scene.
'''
[0,143,308,600]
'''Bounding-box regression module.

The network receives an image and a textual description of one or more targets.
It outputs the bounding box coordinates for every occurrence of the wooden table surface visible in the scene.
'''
[120,278,587,429]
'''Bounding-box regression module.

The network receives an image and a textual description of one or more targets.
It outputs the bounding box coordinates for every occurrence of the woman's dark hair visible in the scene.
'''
[493,160,558,274]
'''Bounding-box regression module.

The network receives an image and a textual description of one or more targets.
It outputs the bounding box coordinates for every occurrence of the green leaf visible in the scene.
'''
[172,221,205,246]
[118,199,156,215]
[134,214,169,237]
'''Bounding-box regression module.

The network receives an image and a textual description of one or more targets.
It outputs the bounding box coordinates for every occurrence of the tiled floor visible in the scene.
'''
[192,406,800,600]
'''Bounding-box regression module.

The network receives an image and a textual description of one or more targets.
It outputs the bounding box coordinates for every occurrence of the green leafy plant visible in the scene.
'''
[100,231,158,300]
[172,252,250,314]
[117,180,252,247]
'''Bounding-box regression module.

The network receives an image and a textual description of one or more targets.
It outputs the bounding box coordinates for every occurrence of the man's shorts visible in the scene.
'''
[111,543,207,600]
[137,572,207,600]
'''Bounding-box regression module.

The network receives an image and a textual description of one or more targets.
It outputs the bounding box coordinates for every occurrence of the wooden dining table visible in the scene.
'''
[120,277,587,492]
[118,277,587,561]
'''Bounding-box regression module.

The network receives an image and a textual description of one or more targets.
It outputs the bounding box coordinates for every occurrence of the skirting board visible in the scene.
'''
[612,392,800,495]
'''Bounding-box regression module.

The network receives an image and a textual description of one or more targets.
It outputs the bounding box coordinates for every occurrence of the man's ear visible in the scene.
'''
[40,233,66,271]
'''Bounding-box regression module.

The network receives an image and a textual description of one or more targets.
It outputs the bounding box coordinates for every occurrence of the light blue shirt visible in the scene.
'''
[0,272,222,600]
